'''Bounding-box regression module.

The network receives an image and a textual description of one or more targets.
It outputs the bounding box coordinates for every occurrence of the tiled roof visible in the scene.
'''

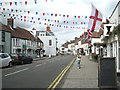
[37,37,43,43]
[92,31,99,38]
[15,27,37,40]
[0,22,40,41]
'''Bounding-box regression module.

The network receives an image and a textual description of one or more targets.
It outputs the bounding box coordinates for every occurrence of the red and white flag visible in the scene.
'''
[87,4,103,42]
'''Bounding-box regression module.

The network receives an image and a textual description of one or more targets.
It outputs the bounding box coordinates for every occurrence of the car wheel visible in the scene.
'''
[29,59,32,63]
[21,61,24,65]
[8,62,12,67]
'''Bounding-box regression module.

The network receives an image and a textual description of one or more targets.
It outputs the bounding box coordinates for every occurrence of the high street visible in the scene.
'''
[2,55,75,89]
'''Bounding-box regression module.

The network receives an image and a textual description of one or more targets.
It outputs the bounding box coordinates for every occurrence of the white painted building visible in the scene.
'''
[106,1,120,73]
[3,18,43,58]
[37,26,57,56]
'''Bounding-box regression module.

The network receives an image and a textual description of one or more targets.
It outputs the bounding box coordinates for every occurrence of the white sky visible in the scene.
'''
[0,0,119,48]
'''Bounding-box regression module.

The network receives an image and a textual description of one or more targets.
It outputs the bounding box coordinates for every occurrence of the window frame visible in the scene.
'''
[2,31,5,42]
[49,40,52,46]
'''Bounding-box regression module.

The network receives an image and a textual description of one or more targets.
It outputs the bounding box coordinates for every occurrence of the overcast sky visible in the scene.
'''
[0,0,119,48]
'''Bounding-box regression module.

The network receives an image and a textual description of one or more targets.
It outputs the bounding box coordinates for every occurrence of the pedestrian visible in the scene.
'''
[76,49,81,69]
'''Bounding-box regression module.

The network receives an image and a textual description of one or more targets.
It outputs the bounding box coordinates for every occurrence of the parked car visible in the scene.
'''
[60,52,64,55]
[10,53,33,65]
[0,53,12,67]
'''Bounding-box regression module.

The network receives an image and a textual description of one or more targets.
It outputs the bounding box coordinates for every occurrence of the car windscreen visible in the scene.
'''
[10,54,17,57]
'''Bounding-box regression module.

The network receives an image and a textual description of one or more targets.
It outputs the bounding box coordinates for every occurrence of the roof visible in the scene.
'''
[37,37,43,43]
[94,42,106,47]
[0,22,38,41]
[15,27,37,41]
[109,1,120,19]
[92,31,99,38]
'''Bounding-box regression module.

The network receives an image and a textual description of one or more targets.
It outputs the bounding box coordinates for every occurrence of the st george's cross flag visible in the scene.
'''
[87,4,103,43]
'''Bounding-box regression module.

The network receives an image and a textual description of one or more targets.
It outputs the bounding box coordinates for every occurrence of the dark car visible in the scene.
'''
[10,53,33,65]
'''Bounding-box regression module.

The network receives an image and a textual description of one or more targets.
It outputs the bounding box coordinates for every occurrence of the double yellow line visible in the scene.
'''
[47,58,76,90]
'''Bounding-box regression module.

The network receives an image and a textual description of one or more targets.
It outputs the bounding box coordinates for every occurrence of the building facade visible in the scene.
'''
[106,1,120,72]
[0,27,11,54]
[37,26,57,56]
[0,18,43,57]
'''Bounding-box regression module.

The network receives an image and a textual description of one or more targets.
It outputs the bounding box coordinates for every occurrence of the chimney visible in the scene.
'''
[7,18,14,28]
[75,37,78,40]
[47,25,51,32]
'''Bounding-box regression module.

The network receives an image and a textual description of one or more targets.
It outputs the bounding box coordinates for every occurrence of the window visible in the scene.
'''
[2,31,5,42]
[16,39,20,46]
[49,40,52,46]
[13,38,15,46]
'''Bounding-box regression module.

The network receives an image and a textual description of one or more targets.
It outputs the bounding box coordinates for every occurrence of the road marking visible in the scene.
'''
[49,61,54,63]
[52,59,75,89]
[2,68,12,71]
[5,68,29,77]
[47,66,69,89]
[35,62,47,67]
[47,58,76,89]
[35,64,42,67]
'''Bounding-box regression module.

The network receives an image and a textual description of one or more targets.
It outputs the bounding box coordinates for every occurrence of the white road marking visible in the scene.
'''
[43,63,46,65]
[35,63,47,67]
[2,68,12,71]
[5,68,29,77]
[35,64,42,67]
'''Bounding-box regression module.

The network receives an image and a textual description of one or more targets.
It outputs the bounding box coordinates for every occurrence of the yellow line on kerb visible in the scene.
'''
[47,58,76,90]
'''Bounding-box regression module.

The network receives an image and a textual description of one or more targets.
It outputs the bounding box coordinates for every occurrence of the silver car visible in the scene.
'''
[0,53,12,67]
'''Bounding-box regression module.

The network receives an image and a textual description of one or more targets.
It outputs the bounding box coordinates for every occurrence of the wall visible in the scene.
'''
[110,2,120,25]
[0,31,11,54]
[4,32,11,54]
[38,36,57,56]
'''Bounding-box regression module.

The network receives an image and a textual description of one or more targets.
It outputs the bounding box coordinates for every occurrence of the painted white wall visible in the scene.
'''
[109,2,120,26]
[38,36,57,56]
[91,38,101,54]
[78,40,82,48]
[108,2,120,73]
[11,38,37,55]
[68,44,71,51]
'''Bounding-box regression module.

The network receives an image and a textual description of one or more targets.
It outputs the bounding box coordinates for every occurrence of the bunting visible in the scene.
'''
[0,1,28,6]
[0,5,88,30]
[34,0,37,4]
[0,7,88,19]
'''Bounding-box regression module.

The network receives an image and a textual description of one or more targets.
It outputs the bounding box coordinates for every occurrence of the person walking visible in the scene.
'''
[76,49,81,69]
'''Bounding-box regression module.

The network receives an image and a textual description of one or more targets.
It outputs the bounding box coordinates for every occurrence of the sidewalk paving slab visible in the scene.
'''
[62,56,98,88]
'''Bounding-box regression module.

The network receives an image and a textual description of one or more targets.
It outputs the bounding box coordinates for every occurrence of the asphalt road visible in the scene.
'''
[2,55,75,89]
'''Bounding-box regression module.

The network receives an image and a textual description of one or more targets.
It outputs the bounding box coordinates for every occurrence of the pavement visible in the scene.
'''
[62,56,98,89]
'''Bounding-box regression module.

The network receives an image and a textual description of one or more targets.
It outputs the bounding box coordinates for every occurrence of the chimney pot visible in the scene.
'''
[47,25,51,32]
[7,18,14,28]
